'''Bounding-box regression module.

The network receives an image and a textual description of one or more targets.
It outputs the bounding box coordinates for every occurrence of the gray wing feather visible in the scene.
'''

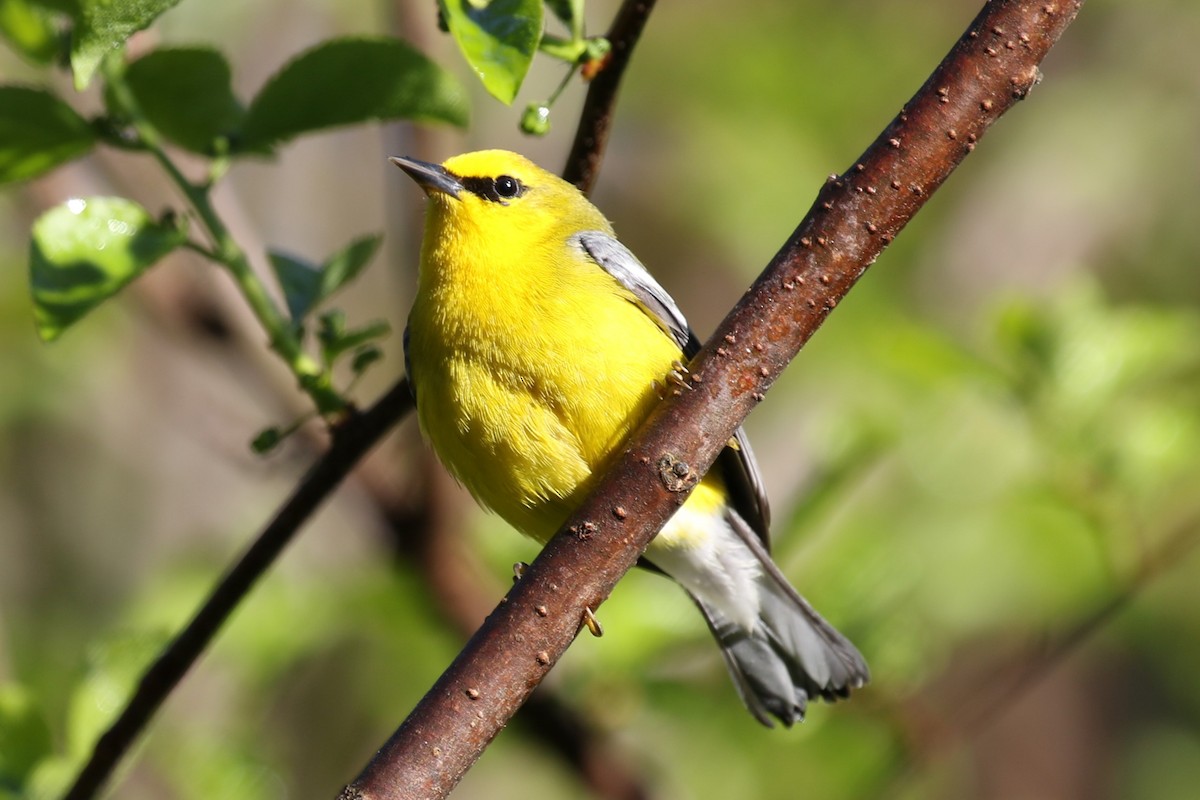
[571,230,771,539]
[572,231,697,354]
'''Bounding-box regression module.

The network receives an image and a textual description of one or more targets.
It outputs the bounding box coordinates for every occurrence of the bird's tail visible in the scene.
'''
[692,518,869,727]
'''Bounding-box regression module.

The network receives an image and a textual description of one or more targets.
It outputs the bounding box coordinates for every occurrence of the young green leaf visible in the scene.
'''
[350,344,383,376]
[237,37,468,153]
[545,0,584,41]
[318,234,381,302]
[29,196,187,341]
[316,310,389,366]
[268,250,322,326]
[118,47,244,154]
[250,426,284,454]
[69,0,183,89]
[268,235,381,326]
[0,0,63,64]
[440,0,542,104]
[0,86,95,184]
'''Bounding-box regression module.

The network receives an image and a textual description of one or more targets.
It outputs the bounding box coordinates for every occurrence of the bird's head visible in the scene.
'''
[390,150,610,248]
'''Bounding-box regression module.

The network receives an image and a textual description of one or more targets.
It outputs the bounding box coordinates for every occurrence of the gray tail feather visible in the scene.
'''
[693,515,869,727]
[692,589,868,727]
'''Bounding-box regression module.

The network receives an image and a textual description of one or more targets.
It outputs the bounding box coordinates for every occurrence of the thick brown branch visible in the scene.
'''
[340,2,1086,798]
[62,379,414,800]
[562,0,659,193]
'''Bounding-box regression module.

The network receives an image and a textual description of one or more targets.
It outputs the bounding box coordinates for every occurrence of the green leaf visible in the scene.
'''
[119,47,243,154]
[268,235,380,326]
[69,0,182,90]
[0,684,53,789]
[0,86,95,184]
[440,0,542,104]
[319,234,381,302]
[545,0,584,40]
[0,0,63,64]
[29,196,187,341]
[316,310,390,366]
[267,250,321,325]
[250,426,283,454]
[238,37,468,153]
[350,344,382,376]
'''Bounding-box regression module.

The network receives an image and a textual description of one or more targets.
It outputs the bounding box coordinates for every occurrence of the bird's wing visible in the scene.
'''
[571,230,772,539]
[572,230,698,353]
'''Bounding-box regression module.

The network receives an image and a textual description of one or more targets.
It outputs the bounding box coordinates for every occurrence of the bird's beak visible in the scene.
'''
[389,156,462,199]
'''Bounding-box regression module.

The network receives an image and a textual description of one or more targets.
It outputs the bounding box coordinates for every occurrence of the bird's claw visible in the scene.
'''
[666,360,693,390]
[582,606,604,637]
[654,361,693,399]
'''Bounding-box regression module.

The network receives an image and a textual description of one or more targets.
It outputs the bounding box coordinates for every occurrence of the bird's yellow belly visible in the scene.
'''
[409,290,695,543]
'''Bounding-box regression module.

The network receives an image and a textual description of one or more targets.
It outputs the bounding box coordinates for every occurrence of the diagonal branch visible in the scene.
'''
[62,380,414,800]
[339,2,1086,799]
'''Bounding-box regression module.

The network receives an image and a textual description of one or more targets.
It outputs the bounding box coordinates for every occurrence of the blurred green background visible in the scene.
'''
[3,0,1200,798]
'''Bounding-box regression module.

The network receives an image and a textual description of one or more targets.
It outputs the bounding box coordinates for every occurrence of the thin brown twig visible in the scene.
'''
[562,0,659,193]
[62,379,414,800]
[340,3,1086,799]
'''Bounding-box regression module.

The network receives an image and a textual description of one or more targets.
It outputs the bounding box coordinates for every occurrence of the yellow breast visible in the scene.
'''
[406,220,682,542]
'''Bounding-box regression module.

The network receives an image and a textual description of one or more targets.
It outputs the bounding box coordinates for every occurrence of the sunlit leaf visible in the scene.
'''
[0,86,95,184]
[440,0,542,104]
[29,196,187,341]
[70,0,182,89]
[238,37,468,153]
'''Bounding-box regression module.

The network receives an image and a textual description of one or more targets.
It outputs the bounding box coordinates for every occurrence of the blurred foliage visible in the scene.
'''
[1,0,1199,799]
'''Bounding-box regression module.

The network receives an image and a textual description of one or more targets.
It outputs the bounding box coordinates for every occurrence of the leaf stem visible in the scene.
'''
[101,56,344,415]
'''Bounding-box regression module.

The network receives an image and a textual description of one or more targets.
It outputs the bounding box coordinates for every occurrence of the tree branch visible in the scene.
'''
[62,379,414,800]
[339,2,1086,798]
[562,0,659,193]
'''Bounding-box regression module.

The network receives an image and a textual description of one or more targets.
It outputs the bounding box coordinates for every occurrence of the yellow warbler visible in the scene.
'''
[393,150,867,726]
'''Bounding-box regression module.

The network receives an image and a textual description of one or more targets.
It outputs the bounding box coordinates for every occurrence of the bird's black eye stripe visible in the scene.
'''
[460,174,525,203]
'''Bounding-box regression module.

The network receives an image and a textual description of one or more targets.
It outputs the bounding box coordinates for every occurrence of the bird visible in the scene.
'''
[392,149,868,726]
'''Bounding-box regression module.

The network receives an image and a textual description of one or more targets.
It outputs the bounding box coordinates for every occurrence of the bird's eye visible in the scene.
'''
[494,175,521,198]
